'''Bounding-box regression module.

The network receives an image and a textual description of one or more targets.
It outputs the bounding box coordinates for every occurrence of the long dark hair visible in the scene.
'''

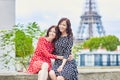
[45,25,58,43]
[57,17,73,39]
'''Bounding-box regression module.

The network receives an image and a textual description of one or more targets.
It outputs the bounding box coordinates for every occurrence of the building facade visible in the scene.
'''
[0,0,15,30]
[0,0,15,71]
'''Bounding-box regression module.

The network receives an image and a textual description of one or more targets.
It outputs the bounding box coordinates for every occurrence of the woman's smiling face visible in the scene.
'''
[48,27,56,39]
[58,20,67,33]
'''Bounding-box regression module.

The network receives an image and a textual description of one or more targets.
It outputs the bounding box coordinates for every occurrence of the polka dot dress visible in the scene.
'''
[27,37,57,74]
[52,36,78,80]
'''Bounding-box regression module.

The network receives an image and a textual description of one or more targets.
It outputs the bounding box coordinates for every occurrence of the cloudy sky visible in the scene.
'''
[16,0,120,39]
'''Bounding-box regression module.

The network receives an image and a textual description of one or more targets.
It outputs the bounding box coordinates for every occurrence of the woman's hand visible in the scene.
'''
[68,54,74,61]
[57,66,63,72]
[56,56,63,60]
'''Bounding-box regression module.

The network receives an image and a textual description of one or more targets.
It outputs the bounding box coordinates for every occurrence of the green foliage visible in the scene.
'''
[0,53,15,70]
[83,35,120,51]
[83,37,101,51]
[14,22,46,57]
[15,22,46,40]
[0,30,15,50]
[15,30,34,57]
[0,30,15,70]
[101,35,120,51]
[72,43,82,59]
[0,22,46,70]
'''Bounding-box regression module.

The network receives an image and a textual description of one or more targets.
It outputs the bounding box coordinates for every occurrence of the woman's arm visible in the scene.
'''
[56,56,64,60]
[57,37,73,72]
[35,37,57,59]
[57,59,67,71]
[52,50,64,60]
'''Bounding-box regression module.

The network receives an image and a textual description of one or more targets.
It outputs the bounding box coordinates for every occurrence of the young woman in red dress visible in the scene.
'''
[27,25,63,80]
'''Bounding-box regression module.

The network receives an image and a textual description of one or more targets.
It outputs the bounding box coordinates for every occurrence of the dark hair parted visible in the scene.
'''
[57,17,73,38]
[45,25,58,43]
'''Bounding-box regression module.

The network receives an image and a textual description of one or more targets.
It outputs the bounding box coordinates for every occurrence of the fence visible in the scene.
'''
[77,51,120,66]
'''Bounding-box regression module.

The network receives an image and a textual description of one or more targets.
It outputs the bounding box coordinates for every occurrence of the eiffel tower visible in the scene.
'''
[77,0,105,40]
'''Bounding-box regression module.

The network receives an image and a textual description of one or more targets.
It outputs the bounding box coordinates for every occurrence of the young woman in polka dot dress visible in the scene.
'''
[49,18,78,80]
[27,25,63,80]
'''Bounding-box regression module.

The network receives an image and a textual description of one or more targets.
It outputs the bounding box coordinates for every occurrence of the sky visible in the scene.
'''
[16,0,120,39]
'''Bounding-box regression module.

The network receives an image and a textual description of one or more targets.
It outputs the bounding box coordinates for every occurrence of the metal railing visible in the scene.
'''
[77,51,120,66]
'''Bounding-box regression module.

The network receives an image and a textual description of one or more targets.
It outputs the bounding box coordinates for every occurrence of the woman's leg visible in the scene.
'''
[38,62,49,80]
[49,70,57,80]
[57,76,65,80]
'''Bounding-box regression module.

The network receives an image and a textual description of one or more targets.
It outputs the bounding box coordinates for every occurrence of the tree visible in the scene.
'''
[14,30,34,70]
[15,30,34,57]
[0,22,46,71]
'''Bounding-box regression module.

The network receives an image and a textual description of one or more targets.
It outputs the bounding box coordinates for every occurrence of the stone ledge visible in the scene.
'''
[1,68,120,80]
[79,72,120,80]
[0,72,37,80]
[78,67,120,80]
[78,68,120,73]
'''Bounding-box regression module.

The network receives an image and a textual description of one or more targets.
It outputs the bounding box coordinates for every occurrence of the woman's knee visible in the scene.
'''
[49,70,55,75]
[49,70,56,80]
[57,76,65,80]
[41,62,49,70]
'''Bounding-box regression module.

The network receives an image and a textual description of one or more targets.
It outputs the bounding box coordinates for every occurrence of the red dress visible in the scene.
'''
[27,37,57,74]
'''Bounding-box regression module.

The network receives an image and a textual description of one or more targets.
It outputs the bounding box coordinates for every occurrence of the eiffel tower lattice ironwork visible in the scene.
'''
[77,0,105,40]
